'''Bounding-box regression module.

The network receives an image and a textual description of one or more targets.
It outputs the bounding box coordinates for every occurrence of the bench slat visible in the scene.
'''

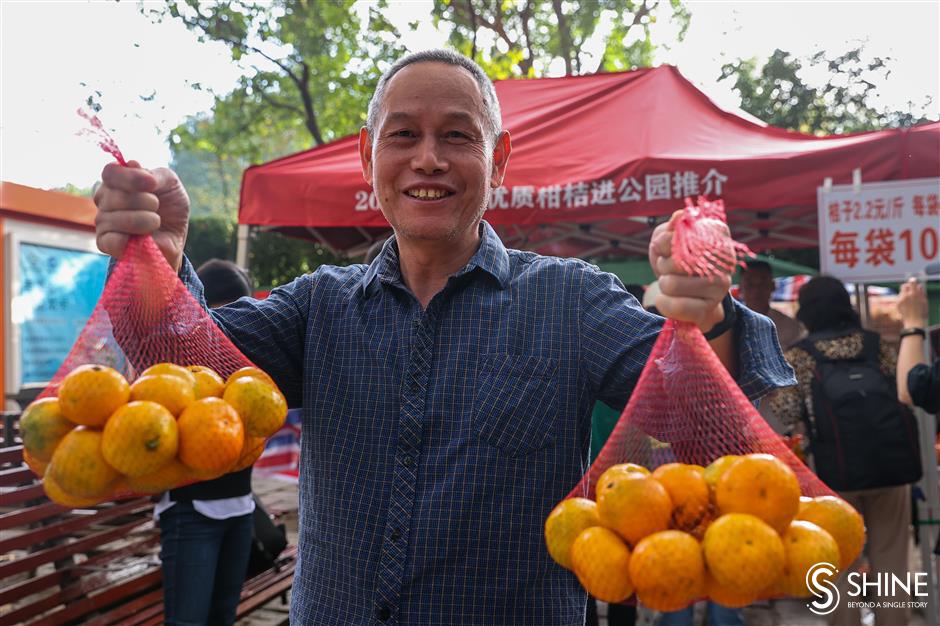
[0,498,152,552]
[0,516,152,580]
[0,465,35,487]
[0,482,46,507]
[0,500,66,529]
[84,587,163,626]
[22,568,162,626]
[0,444,24,465]
[0,534,160,606]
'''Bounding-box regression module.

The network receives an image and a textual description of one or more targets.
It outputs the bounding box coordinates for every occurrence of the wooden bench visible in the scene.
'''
[1,440,296,625]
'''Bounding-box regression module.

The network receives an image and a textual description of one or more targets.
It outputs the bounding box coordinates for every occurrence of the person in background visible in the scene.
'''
[770,276,916,626]
[897,277,939,413]
[155,258,256,626]
[738,261,804,350]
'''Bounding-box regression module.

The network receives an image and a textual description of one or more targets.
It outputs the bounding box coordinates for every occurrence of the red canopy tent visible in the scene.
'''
[239,65,939,259]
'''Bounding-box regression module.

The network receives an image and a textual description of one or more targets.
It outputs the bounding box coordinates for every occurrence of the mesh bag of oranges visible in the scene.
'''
[545,199,865,612]
[19,235,287,508]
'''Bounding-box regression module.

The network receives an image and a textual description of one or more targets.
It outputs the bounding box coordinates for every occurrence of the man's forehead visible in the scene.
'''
[378,62,486,120]
[382,109,481,127]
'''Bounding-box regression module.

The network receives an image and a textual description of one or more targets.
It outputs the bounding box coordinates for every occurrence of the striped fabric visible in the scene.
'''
[180,221,794,625]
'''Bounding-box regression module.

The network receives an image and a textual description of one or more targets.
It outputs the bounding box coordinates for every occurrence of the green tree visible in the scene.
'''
[431,0,690,78]
[718,47,932,135]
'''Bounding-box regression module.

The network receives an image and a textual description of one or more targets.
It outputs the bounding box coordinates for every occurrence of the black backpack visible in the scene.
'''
[798,330,922,491]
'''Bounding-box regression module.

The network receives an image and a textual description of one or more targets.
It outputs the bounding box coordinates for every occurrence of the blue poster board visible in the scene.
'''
[14,242,109,385]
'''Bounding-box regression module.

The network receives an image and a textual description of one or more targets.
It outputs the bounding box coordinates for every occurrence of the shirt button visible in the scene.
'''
[402,455,414,468]
[410,380,419,392]
[391,528,401,541]
[376,605,391,621]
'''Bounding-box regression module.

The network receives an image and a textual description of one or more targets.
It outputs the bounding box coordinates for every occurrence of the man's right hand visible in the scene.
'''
[94,160,190,272]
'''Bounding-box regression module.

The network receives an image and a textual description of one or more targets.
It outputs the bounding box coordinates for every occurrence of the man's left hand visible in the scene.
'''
[648,210,731,332]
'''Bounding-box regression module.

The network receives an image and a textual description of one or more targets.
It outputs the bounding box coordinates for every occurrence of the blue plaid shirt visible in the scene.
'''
[182,221,794,625]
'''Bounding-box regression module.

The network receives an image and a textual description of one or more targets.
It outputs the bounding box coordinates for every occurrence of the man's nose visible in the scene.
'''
[410,136,448,175]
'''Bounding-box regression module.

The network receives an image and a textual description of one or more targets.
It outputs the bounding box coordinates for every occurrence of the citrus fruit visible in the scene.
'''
[544,497,601,570]
[570,526,634,603]
[705,571,757,608]
[129,374,195,417]
[230,435,267,473]
[223,376,287,437]
[703,513,785,595]
[795,495,866,570]
[140,363,197,387]
[102,401,178,477]
[57,364,130,427]
[652,463,711,531]
[20,398,74,462]
[629,530,704,612]
[779,520,841,597]
[225,366,276,390]
[126,459,192,494]
[48,429,121,498]
[703,455,741,491]
[715,453,801,533]
[23,448,48,477]
[187,365,225,399]
[177,398,244,474]
[43,467,101,508]
[597,472,672,546]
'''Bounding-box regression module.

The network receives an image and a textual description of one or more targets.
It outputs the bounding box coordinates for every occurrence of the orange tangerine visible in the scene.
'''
[187,365,225,399]
[223,376,287,437]
[544,497,601,570]
[597,472,672,546]
[705,571,757,608]
[177,398,244,474]
[795,495,866,570]
[48,429,120,498]
[102,401,178,477]
[23,448,48,477]
[225,366,276,390]
[43,468,101,508]
[57,364,130,427]
[140,363,197,387]
[126,459,192,494]
[703,513,785,595]
[779,520,841,597]
[570,526,634,603]
[715,453,801,533]
[629,530,705,612]
[652,463,711,531]
[20,397,74,462]
[129,374,195,417]
[230,435,267,473]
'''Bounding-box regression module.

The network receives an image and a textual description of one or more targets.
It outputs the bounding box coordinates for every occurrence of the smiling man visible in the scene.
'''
[94,49,794,625]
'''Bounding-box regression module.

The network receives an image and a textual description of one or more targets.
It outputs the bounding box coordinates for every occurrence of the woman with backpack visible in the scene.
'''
[770,275,920,626]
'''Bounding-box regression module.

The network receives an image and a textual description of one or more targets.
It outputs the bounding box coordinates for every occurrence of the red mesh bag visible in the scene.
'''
[19,235,286,507]
[545,199,863,612]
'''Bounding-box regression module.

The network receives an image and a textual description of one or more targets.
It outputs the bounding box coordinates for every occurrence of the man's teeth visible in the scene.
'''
[407,189,448,199]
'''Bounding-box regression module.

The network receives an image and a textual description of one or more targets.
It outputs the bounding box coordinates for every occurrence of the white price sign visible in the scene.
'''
[817,177,940,282]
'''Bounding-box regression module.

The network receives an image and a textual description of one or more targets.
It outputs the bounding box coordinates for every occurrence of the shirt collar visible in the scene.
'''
[359,220,510,298]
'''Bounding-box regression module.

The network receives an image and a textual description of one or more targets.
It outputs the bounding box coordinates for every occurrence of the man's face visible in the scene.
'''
[359,62,510,247]
[739,268,774,312]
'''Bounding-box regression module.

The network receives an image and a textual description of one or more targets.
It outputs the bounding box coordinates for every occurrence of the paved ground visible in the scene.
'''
[241,476,930,625]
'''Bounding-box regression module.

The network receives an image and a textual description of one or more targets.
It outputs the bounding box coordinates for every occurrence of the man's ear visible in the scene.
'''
[359,127,373,186]
[490,130,512,188]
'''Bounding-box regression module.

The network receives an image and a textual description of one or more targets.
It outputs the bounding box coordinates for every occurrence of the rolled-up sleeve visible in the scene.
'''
[178,256,311,408]
[579,265,795,409]
[909,360,940,414]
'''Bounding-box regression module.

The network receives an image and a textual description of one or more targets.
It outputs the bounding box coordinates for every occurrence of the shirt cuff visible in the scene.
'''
[733,301,797,402]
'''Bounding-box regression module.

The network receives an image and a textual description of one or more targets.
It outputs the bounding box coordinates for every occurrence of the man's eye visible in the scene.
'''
[445,131,470,140]
[393,130,415,138]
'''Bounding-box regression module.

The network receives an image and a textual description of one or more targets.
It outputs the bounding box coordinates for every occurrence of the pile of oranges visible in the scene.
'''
[20,363,287,507]
[545,454,865,611]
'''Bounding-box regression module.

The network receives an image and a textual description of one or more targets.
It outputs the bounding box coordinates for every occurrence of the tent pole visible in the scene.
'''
[236,224,252,273]
[855,283,870,328]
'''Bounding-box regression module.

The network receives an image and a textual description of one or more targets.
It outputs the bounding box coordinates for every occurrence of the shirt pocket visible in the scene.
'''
[472,354,559,457]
